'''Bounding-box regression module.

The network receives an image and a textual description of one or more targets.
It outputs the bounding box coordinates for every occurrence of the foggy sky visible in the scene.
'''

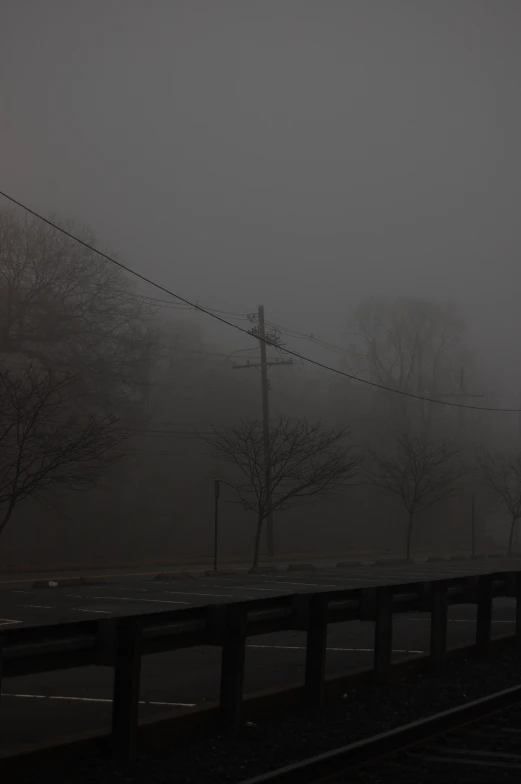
[2,1,521,400]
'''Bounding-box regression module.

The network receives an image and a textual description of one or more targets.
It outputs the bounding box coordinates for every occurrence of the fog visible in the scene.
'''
[1,1,521,567]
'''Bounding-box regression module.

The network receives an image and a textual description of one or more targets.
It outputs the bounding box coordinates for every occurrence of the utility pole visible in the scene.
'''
[441,367,484,435]
[214,479,220,572]
[232,305,293,557]
[471,491,476,558]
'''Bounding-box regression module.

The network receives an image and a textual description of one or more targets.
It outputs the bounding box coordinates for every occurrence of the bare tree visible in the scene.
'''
[366,431,465,559]
[0,365,125,539]
[477,451,521,554]
[205,417,362,567]
[0,208,158,416]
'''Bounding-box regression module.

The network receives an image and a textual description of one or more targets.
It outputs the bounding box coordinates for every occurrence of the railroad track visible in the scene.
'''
[240,684,521,783]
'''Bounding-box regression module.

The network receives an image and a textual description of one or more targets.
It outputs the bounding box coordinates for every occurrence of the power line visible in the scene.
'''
[2,189,519,414]
[122,421,221,427]
[110,450,208,456]
[125,429,215,437]
[265,319,352,357]
[94,283,250,319]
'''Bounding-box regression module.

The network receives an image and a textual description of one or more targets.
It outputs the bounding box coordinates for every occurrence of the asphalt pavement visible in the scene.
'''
[0,556,520,752]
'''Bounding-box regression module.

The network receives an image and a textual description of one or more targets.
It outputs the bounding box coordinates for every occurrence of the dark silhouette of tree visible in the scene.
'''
[478,451,521,554]
[0,365,124,540]
[0,208,157,417]
[366,430,464,559]
[205,417,362,567]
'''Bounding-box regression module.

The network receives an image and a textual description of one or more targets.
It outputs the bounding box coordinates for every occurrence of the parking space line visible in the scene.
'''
[262,581,338,588]
[246,587,294,593]
[104,587,149,592]
[65,594,190,605]
[0,618,22,626]
[73,608,114,614]
[162,590,234,598]
[16,604,52,610]
[0,693,196,708]
[247,644,426,654]
[404,617,513,624]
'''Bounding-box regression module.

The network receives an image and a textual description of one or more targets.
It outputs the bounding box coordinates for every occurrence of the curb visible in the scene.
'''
[204,569,239,577]
[287,564,316,572]
[32,577,105,589]
[0,552,389,575]
[336,561,364,568]
[373,559,410,566]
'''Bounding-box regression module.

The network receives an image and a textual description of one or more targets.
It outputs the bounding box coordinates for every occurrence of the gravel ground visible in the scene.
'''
[21,642,521,784]
[335,706,521,783]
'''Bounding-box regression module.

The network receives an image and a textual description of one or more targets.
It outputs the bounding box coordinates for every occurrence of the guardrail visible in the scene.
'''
[1,571,520,763]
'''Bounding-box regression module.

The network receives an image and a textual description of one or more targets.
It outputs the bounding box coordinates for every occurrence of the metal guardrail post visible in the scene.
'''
[304,594,329,708]
[476,574,493,654]
[111,618,143,763]
[373,587,393,684]
[430,582,448,674]
[220,604,247,731]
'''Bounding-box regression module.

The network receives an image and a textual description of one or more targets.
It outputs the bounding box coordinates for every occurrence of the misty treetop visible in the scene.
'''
[0,208,158,416]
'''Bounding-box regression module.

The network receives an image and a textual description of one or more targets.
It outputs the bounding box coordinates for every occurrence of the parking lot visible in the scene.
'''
[1,555,520,751]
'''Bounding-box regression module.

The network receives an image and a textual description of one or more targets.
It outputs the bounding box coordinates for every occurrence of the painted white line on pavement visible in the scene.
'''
[163,590,235,598]
[104,587,149,592]
[264,581,339,588]
[246,587,294,593]
[247,644,426,654]
[0,693,196,708]
[73,608,114,614]
[65,594,190,605]
[405,617,513,624]
[12,590,34,594]
[16,604,52,609]
[0,618,22,626]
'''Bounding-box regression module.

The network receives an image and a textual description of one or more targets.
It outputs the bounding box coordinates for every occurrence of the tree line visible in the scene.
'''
[1,207,519,566]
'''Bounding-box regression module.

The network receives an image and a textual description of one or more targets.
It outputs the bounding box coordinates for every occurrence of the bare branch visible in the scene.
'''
[0,207,158,416]
[0,365,125,535]
[478,451,521,521]
[204,416,363,522]
[366,429,465,517]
